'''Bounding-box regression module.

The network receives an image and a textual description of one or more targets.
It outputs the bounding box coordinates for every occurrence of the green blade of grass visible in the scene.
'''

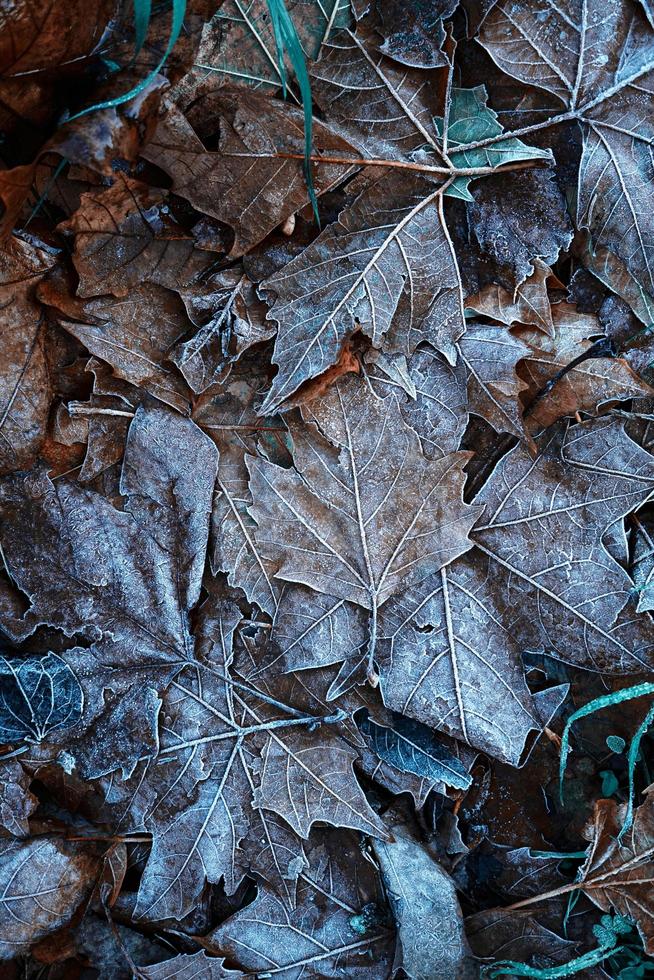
[559,682,654,809]
[266,0,318,221]
[68,0,186,122]
[132,0,153,56]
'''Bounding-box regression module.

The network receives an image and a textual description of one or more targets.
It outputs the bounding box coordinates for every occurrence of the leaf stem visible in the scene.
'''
[271,151,547,178]
[366,602,379,686]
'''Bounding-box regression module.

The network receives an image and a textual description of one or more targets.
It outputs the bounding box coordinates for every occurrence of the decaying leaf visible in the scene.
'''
[480,0,654,308]
[143,83,356,256]
[208,828,395,977]
[0,236,56,474]
[579,789,654,953]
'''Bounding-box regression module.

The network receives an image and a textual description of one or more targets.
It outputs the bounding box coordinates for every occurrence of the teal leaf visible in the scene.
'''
[607,734,627,753]
[435,86,552,201]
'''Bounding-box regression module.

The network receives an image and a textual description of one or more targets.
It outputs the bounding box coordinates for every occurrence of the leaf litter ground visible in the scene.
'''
[1,0,654,977]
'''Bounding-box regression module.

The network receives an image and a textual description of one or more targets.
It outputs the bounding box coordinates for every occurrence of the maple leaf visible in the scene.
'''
[479,0,654,311]
[206,828,395,978]
[95,584,386,923]
[367,324,531,451]
[259,170,465,412]
[375,417,654,760]
[0,406,217,771]
[41,274,194,414]
[58,175,218,300]
[247,375,479,680]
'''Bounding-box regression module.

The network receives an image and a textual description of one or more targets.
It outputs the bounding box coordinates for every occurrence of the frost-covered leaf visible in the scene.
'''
[0,407,217,772]
[517,301,652,429]
[373,815,475,980]
[58,176,216,300]
[480,0,654,310]
[0,837,99,959]
[466,259,556,336]
[143,84,356,256]
[247,375,479,679]
[355,708,472,790]
[208,828,395,978]
[191,0,350,93]
[0,653,83,743]
[140,952,245,979]
[260,171,464,412]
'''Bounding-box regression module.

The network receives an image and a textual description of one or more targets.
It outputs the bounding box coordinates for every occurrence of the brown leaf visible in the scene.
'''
[580,790,654,954]
[466,258,557,336]
[0,837,99,959]
[142,83,356,256]
[517,302,653,429]
[58,176,218,299]
[0,0,114,75]
[259,171,464,414]
[0,235,56,474]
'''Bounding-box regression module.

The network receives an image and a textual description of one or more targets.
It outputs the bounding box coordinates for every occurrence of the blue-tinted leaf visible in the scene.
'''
[0,654,83,744]
[356,708,471,790]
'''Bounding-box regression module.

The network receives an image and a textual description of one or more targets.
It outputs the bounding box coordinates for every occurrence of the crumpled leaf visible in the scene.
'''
[58,175,218,299]
[44,280,193,414]
[579,789,654,954]
[375,0,457,68]
[0,836,99,959]
[143,82,356,256]
[516,301,653,429]
[466,259,556,336]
